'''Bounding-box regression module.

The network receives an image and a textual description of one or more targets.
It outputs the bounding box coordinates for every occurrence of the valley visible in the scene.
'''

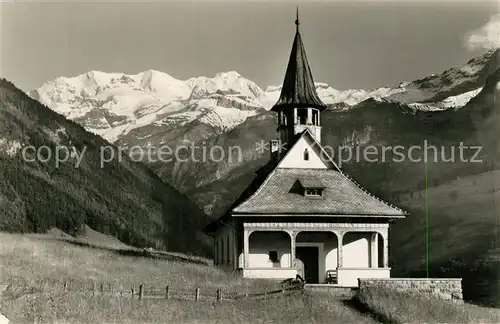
[4,47,500,307]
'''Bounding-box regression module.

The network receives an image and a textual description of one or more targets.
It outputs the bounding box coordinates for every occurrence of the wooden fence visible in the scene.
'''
[31,280,305,303]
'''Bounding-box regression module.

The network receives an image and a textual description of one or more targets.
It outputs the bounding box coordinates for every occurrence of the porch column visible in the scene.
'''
[370,233,378,268]
[380,230,389,268]
[383,235,389,267]
[307,108,312,124]
[243,229,251,268]
[337,231,344,268]
[289,231,297,267]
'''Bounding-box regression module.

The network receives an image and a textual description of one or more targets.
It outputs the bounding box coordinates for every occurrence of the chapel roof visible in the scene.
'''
[270,9,327,112]
[232,168,407,217]
[202,13,407,236]
[202,129,408,235]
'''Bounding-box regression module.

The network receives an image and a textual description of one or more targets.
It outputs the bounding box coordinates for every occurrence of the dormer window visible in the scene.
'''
[305,189,323,197]
[303,149,309,161]
[297,177,325,198]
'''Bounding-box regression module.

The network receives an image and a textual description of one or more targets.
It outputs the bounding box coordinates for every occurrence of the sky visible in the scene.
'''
[1,1,499,92]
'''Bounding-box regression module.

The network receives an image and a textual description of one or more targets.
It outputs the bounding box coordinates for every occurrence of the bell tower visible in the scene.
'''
[270,7,327,160]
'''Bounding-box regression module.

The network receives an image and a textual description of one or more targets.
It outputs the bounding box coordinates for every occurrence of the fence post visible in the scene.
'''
[165,286,169,299]
[216,288,221,302]
[139,284,144,300]
[100,283,104,296]
[131,285,135,298]
[195,288,200,301]
[64,281,68,292]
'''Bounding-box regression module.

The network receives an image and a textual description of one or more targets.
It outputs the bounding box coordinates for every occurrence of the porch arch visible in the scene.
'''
[341,231,388,268]
[244,231,291,268]
[294,231,338,283]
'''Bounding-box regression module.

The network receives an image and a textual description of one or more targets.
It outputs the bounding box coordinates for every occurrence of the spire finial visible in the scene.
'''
[295,6,300,27]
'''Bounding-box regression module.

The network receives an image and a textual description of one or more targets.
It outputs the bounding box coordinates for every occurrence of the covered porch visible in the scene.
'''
[239,222,390,287]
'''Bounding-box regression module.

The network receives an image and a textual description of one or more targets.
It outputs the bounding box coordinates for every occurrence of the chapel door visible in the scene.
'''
[296,246,319,283]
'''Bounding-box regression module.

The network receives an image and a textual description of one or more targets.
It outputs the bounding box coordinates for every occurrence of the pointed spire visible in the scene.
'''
[271,9,327,112]
[295,6,300,28]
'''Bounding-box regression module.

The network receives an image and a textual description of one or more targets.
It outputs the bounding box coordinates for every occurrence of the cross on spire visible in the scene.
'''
[295,6,300,27]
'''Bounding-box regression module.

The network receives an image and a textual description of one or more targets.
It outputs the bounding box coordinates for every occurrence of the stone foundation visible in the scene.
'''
[358,278,463,302]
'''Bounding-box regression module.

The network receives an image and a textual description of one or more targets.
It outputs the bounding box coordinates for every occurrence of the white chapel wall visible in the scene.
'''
[342,232,370,268]
[278,135,329,169]
[247,232,291,268]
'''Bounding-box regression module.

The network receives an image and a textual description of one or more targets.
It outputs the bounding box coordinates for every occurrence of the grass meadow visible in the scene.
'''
[356,286,500,324]
[1,230,500,324]
[0,232,376,324]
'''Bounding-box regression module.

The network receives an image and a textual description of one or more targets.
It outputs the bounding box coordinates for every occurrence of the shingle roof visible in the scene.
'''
[271,19,327,112]
[232,168,407,217]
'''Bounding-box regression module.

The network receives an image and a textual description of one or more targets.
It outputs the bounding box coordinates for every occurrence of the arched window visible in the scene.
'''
[304,149,309,161]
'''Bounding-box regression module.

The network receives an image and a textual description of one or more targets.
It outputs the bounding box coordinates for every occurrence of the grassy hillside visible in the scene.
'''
[2,232,499,323]
[356,286,500,324]
[391,171,500,307]
[0,79,210,256]
[0,232,378,324]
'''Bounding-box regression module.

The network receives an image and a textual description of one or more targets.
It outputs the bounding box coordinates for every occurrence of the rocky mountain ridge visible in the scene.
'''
[31,49,499,149]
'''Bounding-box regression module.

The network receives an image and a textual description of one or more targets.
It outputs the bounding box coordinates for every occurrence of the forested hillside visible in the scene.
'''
[0,79,210,256]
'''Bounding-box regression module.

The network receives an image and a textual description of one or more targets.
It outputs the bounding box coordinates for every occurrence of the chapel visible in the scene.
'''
[204,10,407,286]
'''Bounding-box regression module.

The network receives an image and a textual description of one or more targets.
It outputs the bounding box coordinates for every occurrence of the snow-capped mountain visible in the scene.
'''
[31,49,499,145]
[261,83,407,109]
[385,49,500,104]
[30,70,266,143]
